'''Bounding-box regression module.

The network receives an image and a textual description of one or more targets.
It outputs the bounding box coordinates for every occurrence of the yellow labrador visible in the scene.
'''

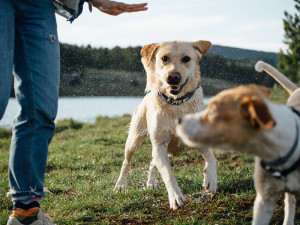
[114,40,217,209]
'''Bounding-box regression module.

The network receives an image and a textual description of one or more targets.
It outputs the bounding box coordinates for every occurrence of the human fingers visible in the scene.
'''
[124,3,148,11]
[117,3,148,12]
[126,3,148,8]
[123,7,148,13]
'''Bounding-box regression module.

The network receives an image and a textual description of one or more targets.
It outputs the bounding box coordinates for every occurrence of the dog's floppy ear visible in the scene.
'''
[192,40,212,56]
[141,43,159,67]
[239,96,276,129]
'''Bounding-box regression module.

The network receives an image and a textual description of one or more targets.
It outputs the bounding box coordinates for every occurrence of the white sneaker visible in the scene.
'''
[7,210,56,225]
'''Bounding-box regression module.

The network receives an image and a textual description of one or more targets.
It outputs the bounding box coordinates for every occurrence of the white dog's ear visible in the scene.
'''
[239,96,276,129]
[141,43,159,67]
[192,40,212,56]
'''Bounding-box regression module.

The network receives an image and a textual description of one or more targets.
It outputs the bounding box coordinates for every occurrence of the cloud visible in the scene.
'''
[229,21,280,34]
[57,13,226,48]
[116,14,226,32]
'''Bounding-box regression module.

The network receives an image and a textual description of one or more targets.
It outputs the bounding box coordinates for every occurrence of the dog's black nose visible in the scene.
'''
[176,117,182,125]
[167,72,181,85]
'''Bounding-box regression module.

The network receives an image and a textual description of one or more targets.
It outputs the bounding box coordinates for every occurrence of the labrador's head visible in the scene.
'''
[141,40,211,97]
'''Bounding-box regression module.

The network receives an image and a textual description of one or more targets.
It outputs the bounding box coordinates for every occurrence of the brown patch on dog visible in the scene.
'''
[192,40,212,56]
[240,96,275,129]
[141,43,159,66]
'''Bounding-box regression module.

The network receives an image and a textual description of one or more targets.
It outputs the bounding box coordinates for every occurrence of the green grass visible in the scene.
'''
[269,84,291,104]
[0,87,299,224]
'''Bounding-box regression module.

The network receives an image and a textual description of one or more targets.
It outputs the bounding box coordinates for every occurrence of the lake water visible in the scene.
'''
[0,96,211,129]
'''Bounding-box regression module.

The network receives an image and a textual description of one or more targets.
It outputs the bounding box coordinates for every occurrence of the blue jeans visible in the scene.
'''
[0,0,60,202]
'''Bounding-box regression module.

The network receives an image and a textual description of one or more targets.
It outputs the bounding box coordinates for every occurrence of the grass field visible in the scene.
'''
[0,86,299,224]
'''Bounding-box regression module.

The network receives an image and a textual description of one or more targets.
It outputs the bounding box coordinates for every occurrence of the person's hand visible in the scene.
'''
[90,0,148,16]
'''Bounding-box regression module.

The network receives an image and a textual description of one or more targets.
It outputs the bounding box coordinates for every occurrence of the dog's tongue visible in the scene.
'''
[169,85,180,91]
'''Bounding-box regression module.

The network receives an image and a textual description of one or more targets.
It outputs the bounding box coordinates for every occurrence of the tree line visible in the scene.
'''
[277,0,300,82]
[60,44,144,74]
[60,43,276,87]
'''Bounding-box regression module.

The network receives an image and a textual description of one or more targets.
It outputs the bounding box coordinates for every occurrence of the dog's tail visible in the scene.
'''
[255,60,298,94]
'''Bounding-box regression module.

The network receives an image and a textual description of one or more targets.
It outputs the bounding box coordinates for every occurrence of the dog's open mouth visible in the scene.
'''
[167,79,188,95]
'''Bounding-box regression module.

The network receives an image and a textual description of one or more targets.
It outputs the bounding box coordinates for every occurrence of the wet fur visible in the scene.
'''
[114,40,217,210]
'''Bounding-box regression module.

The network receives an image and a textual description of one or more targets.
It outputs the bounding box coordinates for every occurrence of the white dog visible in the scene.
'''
[176,61,300,224]
[114,40,218,210]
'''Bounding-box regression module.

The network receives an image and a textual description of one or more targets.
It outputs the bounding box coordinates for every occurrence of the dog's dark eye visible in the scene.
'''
[208,106,217,118]
[182,56,191,63]
[162,56,169,62]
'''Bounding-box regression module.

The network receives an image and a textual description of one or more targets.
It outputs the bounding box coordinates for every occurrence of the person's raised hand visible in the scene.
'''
[90,0,148,16]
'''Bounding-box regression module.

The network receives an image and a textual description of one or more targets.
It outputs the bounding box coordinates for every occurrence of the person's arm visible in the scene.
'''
[90,0,148,16]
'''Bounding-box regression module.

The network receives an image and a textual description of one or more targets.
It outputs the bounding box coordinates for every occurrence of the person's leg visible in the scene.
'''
[7,0,60,224]
[0,0,15,119]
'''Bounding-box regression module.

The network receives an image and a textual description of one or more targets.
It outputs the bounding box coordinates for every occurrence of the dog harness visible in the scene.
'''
[157,84,200,105]
[261,107,300,180]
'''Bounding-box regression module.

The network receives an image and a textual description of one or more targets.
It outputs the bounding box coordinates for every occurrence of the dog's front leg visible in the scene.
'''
[252,193,277,225]
[152,143,187,209]
[114,106,147,191]
[283,192,296,225]
[114,134,145,190]
[199,146,217,194]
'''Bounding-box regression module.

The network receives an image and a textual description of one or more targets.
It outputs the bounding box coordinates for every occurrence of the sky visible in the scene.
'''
[56,0,297,53]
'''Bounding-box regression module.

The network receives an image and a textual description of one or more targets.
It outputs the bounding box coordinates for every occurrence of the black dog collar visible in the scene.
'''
[157,84,200,106]
[261,107,300,180]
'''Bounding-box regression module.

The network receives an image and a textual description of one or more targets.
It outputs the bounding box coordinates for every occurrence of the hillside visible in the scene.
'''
[210,45,277,64]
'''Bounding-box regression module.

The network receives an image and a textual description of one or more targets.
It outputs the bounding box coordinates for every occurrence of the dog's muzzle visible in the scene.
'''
[167,72,181,85]
[166,73,189,95]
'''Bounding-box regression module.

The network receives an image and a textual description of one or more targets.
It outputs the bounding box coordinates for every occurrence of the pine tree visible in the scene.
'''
[277,0,300,82]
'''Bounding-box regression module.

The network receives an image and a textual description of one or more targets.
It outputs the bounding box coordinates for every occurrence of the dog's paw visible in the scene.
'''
[113,181,128,192]
[202,168,217,195]
[168,191,187,210]
[146,180,158,189]
[147,173,158,189]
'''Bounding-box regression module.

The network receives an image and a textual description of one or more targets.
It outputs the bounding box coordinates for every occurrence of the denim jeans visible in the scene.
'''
[0,0,60,202]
